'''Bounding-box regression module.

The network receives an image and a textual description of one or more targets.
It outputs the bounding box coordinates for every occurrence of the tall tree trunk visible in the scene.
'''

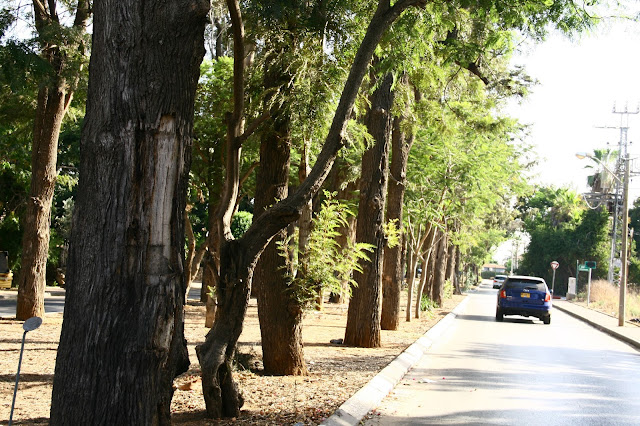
[405,239,418,322]
[197,0,428,416]
[344,72,393,348]
[16,0,90,320]
[16,87,67,320]
[445,240,456,292]
[202,251,219,328]
[184,208,207,299]
[298,142,318,310]
[50,0,207,423]
[425,237,437,302]
[327,160,358,304]
[414,225,436,318]
[431,230,448,307]
[381,102,414,330]
[253,43,308,375]
[414,256,427,318]
[452,244,462,295]
[197,239,251,418]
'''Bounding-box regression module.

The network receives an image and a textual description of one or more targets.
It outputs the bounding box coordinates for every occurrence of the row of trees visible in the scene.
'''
[516,186,610,294]
[516,184,640,295]
[2,0,603,422]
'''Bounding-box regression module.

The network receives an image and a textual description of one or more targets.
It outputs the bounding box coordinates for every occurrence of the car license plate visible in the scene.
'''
[520,293,530,298]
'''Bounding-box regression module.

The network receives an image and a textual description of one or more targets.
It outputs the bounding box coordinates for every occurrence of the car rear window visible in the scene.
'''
[495,275,507,280]
[504,279,547,292]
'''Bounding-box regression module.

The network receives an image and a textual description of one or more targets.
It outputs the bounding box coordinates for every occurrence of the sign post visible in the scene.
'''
[587,267,592,307]
[9,316,42,426]
[550,261,559,295]
[584,261,596,307]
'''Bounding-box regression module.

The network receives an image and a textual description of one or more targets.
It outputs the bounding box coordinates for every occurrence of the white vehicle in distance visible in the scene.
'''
[492,274,508,289]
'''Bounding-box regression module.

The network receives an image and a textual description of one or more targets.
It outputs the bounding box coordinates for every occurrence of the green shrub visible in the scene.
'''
[444,279,453,299]
[420,294,438,312]
[480,270,494,279]
[231,210,253,239]
[278,191,373,310]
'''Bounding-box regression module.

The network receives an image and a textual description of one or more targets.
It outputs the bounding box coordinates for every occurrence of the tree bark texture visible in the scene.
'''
[298,143,317,308]
[453,245,462,294]
[253,46,308,375]
[50,1,208,424]
[196,0,249,417]
[414,226,436,318]
[431,229,448,307]
[414,257,427,318]
[445,239,456,291]
[405,240,418,322]
[426,243,436,300]
[381,112,414,330]
[196,240,254,418]
[344,72,393,348]
[16,86,68,320]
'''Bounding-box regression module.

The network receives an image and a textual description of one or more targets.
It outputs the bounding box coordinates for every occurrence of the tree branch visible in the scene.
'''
[239,161,259,188]
[73,0,92,28]
[458,60,489,85]
[237,111,270,147]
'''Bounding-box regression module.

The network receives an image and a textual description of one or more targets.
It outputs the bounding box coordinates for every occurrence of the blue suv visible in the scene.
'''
[496,275,552,324]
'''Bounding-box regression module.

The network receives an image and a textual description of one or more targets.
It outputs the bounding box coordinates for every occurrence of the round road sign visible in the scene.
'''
[551,261,559,270]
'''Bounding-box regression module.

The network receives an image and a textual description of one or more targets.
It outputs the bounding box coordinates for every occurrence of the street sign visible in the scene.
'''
[584,261,596,269]
[550,261,559,270]
[578,265,589,272]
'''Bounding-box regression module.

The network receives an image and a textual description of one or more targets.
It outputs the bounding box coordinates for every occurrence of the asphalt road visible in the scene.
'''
[365,281,640,425]
[0,295,66,317]
[0,283,204,318]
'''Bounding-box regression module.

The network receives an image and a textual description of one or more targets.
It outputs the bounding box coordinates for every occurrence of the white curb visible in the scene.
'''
[321,295,471,426]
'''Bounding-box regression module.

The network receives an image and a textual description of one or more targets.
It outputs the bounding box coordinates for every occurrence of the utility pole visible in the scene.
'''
[597,103,639,284]
[619,156,630,326]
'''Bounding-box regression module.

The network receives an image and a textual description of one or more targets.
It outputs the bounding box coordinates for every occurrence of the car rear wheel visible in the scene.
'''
[543,315,551,325]
[496,307,504,322]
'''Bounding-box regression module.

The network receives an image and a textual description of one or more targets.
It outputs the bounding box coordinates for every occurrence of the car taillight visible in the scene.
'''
[500,290,506,299]
[544,292,551,302]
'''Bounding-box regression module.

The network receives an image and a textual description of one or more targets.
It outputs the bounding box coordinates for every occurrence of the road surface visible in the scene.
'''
[0,283,204,318]
[365,281,640,425]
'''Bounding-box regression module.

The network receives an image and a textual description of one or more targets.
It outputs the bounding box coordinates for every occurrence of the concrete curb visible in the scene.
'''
[321,295,471,426]
[553,303,640,351]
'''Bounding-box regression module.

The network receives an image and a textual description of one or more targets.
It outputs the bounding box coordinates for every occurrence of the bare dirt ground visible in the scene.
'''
[0,291,467,425]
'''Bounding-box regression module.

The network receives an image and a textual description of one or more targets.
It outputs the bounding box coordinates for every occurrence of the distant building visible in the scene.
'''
[482,263,507,275]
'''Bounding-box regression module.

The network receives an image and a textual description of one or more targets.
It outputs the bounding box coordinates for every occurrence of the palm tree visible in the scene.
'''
[584,148,617,194]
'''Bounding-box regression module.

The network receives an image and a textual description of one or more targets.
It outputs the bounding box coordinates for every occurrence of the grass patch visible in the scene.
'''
[576,279,640,320]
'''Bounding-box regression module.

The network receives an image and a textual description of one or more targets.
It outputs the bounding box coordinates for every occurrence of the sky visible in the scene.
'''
[494,7,640,264]
[507,13,640,200]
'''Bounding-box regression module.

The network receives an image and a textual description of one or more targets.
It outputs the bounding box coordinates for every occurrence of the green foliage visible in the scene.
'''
[420,294,438,313]
[518,186,584,230]
[383,219,401,249]
[191,57,259,218]
[480,270,495,279]
[0,161,28,270]
[627,256,640,289]
[207,284,217,300]
[404,71,531,272]
[460,269,479,290]
[444,279,454,299]
[231,211,253,239]
[0,211,21,270]
[517,186,610,295]
[628,198,640,256]
[278,192,373,309]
